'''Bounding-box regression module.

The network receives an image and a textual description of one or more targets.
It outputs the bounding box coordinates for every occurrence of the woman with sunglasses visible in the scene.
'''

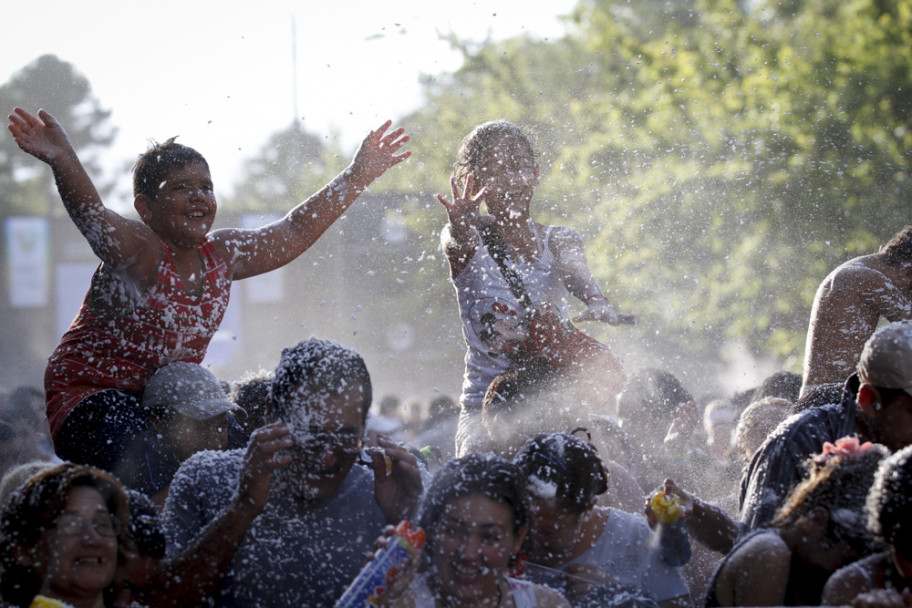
[0,462,130,608]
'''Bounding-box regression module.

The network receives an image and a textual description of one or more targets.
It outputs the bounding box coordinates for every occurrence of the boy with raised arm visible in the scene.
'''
[7,107,410,472]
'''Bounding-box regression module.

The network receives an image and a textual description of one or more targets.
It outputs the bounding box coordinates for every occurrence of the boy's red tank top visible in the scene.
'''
[44,237,231,441]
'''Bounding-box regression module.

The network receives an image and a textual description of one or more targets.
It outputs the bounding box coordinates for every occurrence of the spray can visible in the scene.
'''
[334,520,425,608]
[649,491,692,567]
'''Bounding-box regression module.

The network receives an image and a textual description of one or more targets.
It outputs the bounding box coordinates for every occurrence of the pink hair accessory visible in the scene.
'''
[816,436,875,464]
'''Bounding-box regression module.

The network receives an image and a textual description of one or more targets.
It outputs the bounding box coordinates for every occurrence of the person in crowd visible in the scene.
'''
[731,397,791,471]
[413,394,460,465]
[822,444,912,607]
[367,394,408,441]
[113,489,167,607]
[740,320,912,529]
[1,385,54,461]
[162,337,423,607]
[789,381,844,415]
[702,399,737,468]
[513,433,691,608]
[481,364,645,514]
[435,119,634,455]
[114,361,247,507]
[0,462,130,608]
[802,225,912,397]
[615,368,706,494]
[708,437,889,606]
[6,107,410,475]
[752,371,802,405]
[380,452,569,607]
[227,367,273,434]
[0,461,55,506]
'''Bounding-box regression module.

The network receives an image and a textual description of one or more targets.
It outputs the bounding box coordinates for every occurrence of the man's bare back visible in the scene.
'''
[802,253,912,392]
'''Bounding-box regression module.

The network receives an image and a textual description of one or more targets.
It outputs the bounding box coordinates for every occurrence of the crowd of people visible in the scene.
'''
[2,108,912,608]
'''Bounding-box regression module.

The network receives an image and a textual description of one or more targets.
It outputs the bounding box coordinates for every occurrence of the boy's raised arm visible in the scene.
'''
[217,120,410,280]
[7,108,152,267]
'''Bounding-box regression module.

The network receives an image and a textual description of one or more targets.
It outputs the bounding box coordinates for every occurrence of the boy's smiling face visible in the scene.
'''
[136,161,217,250]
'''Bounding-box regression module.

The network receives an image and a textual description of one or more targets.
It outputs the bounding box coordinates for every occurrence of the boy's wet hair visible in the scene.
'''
[514,432,608,515]
[269,337,372,424]
[881,225,912,266]
[132,137,209,199]
[453,120,537,186]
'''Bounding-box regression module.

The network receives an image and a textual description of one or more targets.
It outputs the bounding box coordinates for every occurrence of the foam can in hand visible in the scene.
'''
[650,491,692,567]
[335,520,426,607]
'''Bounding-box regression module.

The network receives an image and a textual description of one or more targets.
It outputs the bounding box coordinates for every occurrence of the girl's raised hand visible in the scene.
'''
[7,108,75,165]
[436,173,486,227]
[350,119,411,184]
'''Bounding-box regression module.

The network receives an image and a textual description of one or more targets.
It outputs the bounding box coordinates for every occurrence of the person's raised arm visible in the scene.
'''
[154,423,292,607]
[7,108,153,267]
[437,173,486,278]
[217,120,410,280]
[550,227,636,325]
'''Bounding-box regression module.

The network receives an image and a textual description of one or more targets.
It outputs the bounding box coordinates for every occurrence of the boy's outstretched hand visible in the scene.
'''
[7,108,74,165]
[350,120,411,185]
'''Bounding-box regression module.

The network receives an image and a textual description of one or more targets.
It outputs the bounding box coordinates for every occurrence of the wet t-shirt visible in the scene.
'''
[163,448,387,608]
[44,237,230,441]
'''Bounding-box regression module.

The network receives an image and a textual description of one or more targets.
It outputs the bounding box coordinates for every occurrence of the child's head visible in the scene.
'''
[774,437,889,556]
[866,444,912,559]
[132,137,209,200]
[453,120,538,190]
[514,432,608,516]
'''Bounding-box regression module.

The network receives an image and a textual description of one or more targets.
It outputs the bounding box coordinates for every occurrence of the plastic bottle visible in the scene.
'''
[334,520,425,608]
[649,491,692,567]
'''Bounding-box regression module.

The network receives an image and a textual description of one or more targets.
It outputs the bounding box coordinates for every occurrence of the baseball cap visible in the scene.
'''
[143,361,245,420]
[857,321,912,396]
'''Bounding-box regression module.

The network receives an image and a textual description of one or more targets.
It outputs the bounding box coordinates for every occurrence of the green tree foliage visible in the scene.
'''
[0,55,116,216]
[397,0,912,368]
[223,122,344,214]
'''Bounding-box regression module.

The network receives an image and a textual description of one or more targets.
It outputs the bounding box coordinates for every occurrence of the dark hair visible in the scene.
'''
[791,382,844,415]
[867,444,912,555]
[453,120,537,187]
[774,441,889,555]
[752,371,801,404]
[0,463,129,607]
[481,359,556,434]
[514,432,608,515]
[418,453,529,567]
[124,490,166,559]
[881,225,912,266]
[616,368,693,423]
[270,338,372,424]
[229,368,274,433]
[132,137,209,199]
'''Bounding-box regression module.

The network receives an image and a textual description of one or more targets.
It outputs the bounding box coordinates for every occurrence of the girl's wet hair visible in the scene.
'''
[513,432,608,515]
[773,440,889,555]
[453,120,537,186]
[270,337,372,423]
[0,463,129,607]
[418,453,529,566]
[132,136,209,199]
[866,444,912,555]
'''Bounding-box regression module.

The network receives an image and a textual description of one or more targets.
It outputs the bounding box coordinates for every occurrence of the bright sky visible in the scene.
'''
[2,0,576,206]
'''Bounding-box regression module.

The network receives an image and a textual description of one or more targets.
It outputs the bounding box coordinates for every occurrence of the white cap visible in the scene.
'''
[857,321,912,396]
